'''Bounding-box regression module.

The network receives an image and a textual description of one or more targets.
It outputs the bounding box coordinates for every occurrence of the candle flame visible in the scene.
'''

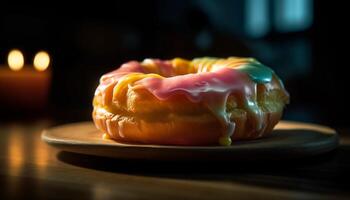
[8,49,24,71]
[34,51,50,71]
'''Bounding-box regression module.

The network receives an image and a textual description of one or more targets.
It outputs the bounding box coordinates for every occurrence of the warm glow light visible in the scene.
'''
[8,49,24,71]
[33,51,50,71]
[8,128,24,176]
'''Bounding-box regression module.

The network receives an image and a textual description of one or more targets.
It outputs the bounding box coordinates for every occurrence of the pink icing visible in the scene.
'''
[135,67,246,101]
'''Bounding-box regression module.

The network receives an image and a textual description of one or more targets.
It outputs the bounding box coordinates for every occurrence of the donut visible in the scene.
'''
[92,57,289,146]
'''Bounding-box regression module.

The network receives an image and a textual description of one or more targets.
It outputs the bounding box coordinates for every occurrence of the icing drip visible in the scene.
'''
[135,67,257,145]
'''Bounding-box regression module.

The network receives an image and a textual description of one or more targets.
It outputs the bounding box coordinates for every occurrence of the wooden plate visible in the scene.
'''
[42,121,339,161]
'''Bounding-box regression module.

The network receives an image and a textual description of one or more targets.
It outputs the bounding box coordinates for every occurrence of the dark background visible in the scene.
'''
[0,0,349,128]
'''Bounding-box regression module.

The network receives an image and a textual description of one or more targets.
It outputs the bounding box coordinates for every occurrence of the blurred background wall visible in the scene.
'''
[0,0,348,127]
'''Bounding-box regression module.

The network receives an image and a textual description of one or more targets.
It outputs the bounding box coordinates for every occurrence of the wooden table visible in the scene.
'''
[0,121,349,200]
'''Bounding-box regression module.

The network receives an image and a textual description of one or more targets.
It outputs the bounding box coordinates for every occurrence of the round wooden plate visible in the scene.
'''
[42,121,339,161]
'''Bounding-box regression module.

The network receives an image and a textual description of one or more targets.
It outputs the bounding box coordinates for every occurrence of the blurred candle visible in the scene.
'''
[34,51,50,71]
[8,49,24,71]
[0,49,51,111]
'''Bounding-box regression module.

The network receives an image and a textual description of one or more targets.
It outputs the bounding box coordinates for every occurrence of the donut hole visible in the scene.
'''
[141,58,196,78]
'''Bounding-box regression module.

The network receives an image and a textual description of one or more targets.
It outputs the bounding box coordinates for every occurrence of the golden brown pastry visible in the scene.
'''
[93,57,289,146]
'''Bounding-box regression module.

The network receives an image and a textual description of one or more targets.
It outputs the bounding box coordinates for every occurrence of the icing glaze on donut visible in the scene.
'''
[95,57,285,146]
[135,68,245,145]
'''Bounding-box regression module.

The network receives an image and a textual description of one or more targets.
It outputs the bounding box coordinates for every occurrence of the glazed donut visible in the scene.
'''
[92,57,289,146]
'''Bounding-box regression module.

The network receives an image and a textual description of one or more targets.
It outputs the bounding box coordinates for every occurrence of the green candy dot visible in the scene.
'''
[236,63,273,84]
